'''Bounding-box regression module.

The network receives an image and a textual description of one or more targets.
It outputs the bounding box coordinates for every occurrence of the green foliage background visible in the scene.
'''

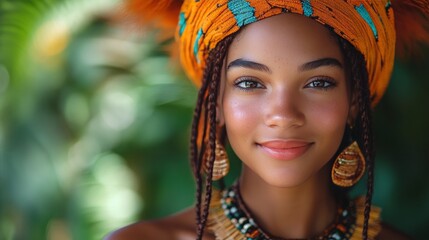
[0,1,428,239]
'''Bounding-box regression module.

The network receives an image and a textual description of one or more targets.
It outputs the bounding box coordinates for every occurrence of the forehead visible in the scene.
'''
[228,13,343,66]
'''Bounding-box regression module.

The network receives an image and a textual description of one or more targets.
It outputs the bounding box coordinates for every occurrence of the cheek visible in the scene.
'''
[307,96,349,148]
[312,101,348,126]
[222,95,261,140]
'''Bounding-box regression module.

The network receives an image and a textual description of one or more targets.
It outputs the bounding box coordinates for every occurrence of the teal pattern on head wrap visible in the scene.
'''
[194,28,204,63]
[227,0,257,27]
[355,4,378,39]
[301,0,313,17]
[385,0,391,8]
[179,12,186,36]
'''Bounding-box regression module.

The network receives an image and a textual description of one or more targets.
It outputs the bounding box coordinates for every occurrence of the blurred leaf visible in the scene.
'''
[1,1,429,239]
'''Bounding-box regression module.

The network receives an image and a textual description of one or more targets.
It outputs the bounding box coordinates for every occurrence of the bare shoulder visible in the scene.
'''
[104,207,215,240]
[378,223,412,240]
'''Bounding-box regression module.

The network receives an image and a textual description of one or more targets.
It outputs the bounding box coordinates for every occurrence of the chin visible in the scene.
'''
[260,170,314,188]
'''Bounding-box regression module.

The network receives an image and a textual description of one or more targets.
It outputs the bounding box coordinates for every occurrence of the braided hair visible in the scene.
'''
[190,33,374,240]
[338,37,375,239]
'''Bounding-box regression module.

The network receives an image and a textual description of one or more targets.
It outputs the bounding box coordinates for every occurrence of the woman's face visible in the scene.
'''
[220,14,351,187]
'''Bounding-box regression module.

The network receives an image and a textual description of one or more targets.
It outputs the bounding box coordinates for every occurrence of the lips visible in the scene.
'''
[257,140,313,161]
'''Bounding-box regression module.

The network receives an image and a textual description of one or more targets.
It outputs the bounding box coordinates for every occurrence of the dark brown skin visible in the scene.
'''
[104,208,215,240]
[104,207,410,240]
[105,13,410,240]
[219,13,347,238]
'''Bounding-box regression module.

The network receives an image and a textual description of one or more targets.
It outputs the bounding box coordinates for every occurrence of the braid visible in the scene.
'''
[194,98,211,228]
[196,65,219,239]
[191,33,375,239]
[358,59,374,240]
[193,35,235,240]
[338,37,374,239]
[191,52,214,227]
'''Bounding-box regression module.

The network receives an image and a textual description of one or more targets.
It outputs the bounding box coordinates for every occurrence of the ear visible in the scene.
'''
[216,105,225,126]
[216,59,227,127]
[347,92,359,127]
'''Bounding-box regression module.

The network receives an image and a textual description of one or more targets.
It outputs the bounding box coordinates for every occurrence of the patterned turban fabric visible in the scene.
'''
[177,0,396,106]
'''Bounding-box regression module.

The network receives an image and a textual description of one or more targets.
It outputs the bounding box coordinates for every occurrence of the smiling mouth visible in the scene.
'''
[257,140,313,161]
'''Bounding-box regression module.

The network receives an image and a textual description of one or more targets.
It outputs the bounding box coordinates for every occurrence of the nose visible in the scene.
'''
[264,87,305,128]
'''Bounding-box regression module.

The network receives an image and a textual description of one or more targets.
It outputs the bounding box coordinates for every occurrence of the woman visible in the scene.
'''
[107,0,429,239]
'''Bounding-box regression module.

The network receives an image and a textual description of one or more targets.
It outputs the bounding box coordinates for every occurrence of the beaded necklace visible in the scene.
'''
[207,183,382,240]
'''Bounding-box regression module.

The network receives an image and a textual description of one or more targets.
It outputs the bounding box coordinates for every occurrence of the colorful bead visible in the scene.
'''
[220,186,357,239]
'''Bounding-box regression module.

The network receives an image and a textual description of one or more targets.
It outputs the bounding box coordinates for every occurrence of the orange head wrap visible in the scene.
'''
[177,0,396,106]
[123,0,429,106]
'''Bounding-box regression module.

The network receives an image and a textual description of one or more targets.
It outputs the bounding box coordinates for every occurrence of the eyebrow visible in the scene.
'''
[227,57,343,73]
[227,58,271,73]
[298,58,343,71]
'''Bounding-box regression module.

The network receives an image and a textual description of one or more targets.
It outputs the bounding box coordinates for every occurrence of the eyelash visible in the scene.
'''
[233,77,337,91]
[305,77,337,90]
[234,78,265,91]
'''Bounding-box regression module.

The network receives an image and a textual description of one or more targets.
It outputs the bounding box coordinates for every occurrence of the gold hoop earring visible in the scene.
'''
[331,141,366,187]
[203,140,229,180]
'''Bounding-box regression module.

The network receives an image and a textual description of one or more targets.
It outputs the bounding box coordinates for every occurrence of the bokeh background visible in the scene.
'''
[0,1,428,239]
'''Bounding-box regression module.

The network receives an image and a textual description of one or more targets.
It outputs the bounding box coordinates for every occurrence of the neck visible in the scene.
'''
[238,165,338,239]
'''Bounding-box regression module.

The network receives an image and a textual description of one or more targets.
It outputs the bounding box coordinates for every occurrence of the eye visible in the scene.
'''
[234,78,265,90]
[305,78,336,90]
